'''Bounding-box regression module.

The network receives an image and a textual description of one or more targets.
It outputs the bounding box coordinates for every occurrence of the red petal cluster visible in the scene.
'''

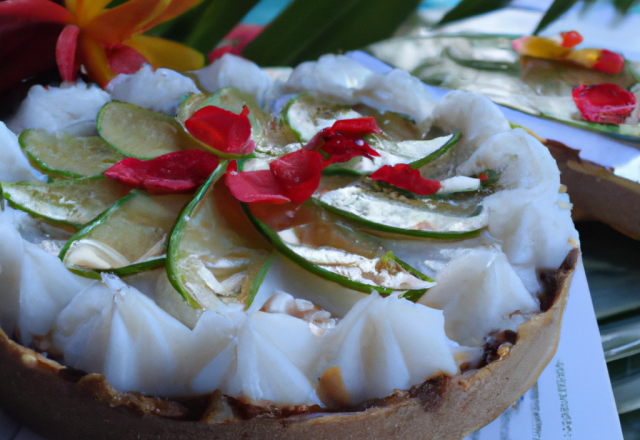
[560,31,582,48]
[104,150,220,194]
[305,117,381,166]
[320,135,380,165]
[185,105,256,156]
[226,150,324,204]
[592,50,625,75]
[572,83,637,124]
[370,164,441,196]
[226,117,382,205]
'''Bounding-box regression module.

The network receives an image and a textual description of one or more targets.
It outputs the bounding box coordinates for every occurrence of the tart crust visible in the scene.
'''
[0,248,578,440]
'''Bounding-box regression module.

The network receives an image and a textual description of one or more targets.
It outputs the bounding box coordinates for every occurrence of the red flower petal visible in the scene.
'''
[270,150,324,203]
[303,117,382,166]
[105,44,148,75]
[226,168,291,204]
[560,31,582,48]
[321,117,381,138]
[593,49,625,75]
[370,164,441,195]
[104,150,220,195]
[572,83,637,124]
[319,135,380,166]
[226,150,324,205]
[56,24,80,82]
[185,105,255,156]
[0,0,74,24]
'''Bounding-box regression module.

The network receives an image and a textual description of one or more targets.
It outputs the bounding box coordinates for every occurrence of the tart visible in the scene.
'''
[0,54,579,439]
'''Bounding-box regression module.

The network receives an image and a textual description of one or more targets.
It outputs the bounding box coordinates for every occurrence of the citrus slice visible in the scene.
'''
[97,101,201,159]
[19,129,125,179]
[166,162,272,310]
[243,201,434,299]
[59,190,191,278]
[1,178,129,229]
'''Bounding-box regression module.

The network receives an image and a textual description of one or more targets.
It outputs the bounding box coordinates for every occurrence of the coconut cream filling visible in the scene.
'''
[0,54,579,407]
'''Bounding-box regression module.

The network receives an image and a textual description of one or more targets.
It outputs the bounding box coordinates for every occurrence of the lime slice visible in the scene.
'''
[19,129,125,179]
[353,104,424,141]
[315,183,488,239]
[97,101,201,159]
[283,93,362,142]
[243,202,434,299]
[166,162,272,310]
[1,178,130,229]
[59,190,192,278]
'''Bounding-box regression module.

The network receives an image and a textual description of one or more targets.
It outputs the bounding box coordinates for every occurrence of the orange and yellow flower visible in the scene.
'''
[0,0,205,90]
[512,31,625,75]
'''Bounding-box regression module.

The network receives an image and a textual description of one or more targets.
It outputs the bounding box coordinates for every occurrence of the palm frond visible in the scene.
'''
[436,0,511,27]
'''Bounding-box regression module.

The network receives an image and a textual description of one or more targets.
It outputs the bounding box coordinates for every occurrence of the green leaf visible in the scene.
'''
[147,0,260,54]
[533,0,578,35]
[613,0,640,14]
[437,0,511,27]
[289,0,424,66]
[242,0,421,67]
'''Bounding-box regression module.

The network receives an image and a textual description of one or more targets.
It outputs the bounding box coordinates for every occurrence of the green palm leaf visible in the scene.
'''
[241,0,422,66]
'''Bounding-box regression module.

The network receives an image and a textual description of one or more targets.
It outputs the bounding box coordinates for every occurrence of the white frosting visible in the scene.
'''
[0,122,47,183]
[54,274,194,396]
[314,293,457,405]
[419,249,539,347]
[106,65,200,115]
[456,128,579,269]
[0,208,88,342]
[431,91,511,170]
[18,241,90,347]
[284,54,436,126]
[7,81,110,137]
[193,54,274,107]
[191,309,322,405]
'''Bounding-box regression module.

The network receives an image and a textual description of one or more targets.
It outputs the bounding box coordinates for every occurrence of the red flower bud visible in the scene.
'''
[560,31,583,48]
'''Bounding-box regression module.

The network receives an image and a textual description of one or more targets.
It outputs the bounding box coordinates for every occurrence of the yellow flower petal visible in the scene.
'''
[64,0,77,17]
[124,36,204,72]
[138,0,206,33]
[78,33,117,88]
[75,0,112,26]
[516,36,571,60]
[566,49,600,69]
[86,0,171,46]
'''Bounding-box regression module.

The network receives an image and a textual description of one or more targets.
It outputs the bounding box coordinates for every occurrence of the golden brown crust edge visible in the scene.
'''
[0,248,579,440]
